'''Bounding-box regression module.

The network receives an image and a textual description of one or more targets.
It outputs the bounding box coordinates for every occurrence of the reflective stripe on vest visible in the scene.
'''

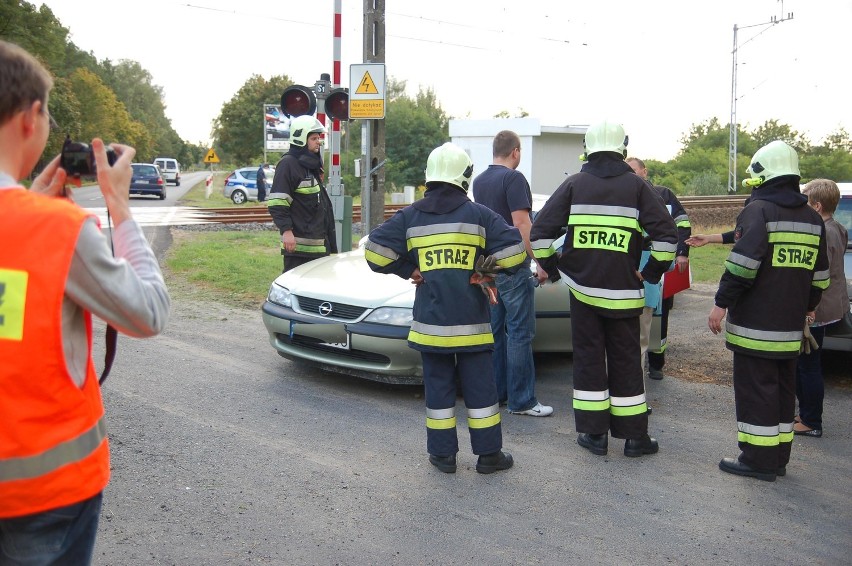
[491,242,527,269]
[467,403,500,429]
[560,272,645,311]
[573,388,610,412]
[0,418,106,482]
[364,240,400,267]
[725,321,802,354]
[812,269,830,290]
[406,223,486,251]
[408,321,494,348]
[295,178,320,195]
[724,251,761,280]
[531,238,557,260]
[735,421,795,447]
[291,237,326,254]
[610,393,647,417]
[426,407,456,430]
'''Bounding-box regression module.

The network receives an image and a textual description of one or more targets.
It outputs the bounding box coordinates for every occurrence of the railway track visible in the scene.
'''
[196,195,747,224]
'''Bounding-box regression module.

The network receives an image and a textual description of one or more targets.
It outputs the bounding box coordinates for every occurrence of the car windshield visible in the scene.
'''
[133,165,158,176]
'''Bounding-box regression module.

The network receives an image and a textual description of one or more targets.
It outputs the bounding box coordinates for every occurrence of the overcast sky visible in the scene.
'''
[43,0,850,161]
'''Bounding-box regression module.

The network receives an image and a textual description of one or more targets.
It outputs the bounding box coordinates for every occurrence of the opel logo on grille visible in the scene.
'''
[318,302,333,317]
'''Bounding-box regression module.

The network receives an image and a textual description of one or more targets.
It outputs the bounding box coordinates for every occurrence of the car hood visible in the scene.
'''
[274,249,414,308]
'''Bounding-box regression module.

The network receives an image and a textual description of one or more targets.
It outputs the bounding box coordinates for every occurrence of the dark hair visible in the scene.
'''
[493,130,521,159]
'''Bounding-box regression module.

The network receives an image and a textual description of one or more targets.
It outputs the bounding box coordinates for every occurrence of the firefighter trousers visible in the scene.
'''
[421,351,502,457]
[570,294,648,440]
[732,352,796,471]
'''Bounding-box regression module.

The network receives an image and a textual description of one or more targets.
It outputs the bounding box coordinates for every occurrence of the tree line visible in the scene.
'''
[643,118,852,195]
[1,1,206,168]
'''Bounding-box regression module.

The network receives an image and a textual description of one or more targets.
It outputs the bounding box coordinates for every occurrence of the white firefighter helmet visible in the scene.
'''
[425,142,474,191]
[289,115,326,147]
[743,140,800,187]
[582,120,628,160]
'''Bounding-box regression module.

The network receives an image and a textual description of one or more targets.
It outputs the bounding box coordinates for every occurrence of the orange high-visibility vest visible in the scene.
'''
[0,187,109,518]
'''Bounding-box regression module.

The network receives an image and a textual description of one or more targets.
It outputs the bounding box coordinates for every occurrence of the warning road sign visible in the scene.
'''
[355,71,379,94]
[204,149,220,164]
[349,63,386,119]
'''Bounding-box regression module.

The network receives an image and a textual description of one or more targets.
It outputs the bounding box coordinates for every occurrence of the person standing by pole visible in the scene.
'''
[268,115,337,273]
[472,130,552,417]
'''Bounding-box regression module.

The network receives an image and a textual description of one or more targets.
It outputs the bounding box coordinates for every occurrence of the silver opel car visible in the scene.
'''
[261,237,663,384]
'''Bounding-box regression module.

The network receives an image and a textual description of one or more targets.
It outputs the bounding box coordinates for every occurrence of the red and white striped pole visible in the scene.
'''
[329,0,342,193]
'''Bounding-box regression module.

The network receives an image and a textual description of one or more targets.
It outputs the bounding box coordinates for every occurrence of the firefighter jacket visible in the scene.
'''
[268,148,338,258]
[530,153,678,317]
[655,185,692,257]
[364,183,527,353]
[714,176,829,359]
[0,190,109,518]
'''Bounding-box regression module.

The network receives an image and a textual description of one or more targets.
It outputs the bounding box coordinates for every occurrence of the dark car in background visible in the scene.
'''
[130,163,166,200]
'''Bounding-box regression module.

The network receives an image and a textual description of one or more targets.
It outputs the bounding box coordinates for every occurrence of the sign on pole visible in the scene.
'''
[349,63,386,119]
[203,149,220,164]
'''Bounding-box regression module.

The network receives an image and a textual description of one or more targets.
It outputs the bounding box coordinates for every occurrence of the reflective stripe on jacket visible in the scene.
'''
[0,189,109,518]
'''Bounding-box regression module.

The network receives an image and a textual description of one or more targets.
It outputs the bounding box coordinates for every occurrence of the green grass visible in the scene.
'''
[166,230,281,307]
[685,242,730,285]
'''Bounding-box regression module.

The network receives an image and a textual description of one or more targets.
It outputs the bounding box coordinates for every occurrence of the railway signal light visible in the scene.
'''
[280,85,317,118]
[324,88,350,121]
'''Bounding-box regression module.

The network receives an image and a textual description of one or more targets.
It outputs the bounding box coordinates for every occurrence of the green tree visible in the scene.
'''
[0,0,68,71]
[68,68,153,157]
[384,79,449,190]
[212,74,294,164]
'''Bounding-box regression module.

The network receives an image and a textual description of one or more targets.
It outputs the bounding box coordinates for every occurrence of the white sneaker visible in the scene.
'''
[508,402,553,417]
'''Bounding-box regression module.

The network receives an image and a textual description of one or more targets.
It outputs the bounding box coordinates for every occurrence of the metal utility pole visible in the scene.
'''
[728,2,793,193]
[362,0,386,234]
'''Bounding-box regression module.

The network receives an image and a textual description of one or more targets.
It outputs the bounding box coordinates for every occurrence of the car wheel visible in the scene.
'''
[159,190,167,200]
[231,190,247,204]
[176,178,181,186]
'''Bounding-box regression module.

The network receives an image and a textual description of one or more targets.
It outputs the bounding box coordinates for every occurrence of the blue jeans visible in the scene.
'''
[490,268,538,412]
[0,492,102,566]
[796,325,826,430]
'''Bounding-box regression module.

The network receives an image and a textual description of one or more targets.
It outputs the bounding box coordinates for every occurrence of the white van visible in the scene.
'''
[154,157,180,186]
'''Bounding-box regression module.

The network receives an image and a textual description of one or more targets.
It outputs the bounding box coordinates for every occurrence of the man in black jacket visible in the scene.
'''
[267,116,337,273]
[709,140,829,482]
[531,120,677,458]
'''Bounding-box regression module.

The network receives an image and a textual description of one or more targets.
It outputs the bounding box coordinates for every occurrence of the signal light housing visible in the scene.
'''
[280,85,317,118]
[325,88,350,121]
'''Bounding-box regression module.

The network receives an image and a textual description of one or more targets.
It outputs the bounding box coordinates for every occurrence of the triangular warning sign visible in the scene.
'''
[355,71,379,94]
[204,149,220,163]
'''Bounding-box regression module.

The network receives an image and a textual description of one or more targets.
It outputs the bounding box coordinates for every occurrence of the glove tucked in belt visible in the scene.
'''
[470,255,502,305]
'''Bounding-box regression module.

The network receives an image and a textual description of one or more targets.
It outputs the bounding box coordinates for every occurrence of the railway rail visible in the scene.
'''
[193,195,748,224]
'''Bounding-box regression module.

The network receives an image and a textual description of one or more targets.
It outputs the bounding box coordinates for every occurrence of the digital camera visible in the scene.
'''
[61,138,116,177]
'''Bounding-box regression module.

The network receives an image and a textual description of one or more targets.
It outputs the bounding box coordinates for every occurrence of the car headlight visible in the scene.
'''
[363,307,413,326]
[267,283,292,308]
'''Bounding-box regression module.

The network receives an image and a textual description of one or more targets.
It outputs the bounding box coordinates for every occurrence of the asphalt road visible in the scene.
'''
[90,235,852,565]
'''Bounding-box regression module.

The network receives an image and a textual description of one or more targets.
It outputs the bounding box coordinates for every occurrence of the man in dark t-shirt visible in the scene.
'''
[472,130,552,417]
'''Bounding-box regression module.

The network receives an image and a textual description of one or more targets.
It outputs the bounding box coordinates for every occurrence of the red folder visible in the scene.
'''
[663,263,691,298]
